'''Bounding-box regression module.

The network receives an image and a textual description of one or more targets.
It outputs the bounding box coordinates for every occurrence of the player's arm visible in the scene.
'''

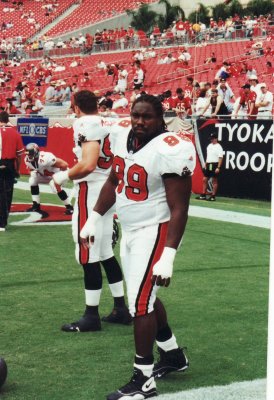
[51,141,100,185]
[80,169,118,249]
[164,175,192,249]
[152,175,192,287]
[53,157,69,170]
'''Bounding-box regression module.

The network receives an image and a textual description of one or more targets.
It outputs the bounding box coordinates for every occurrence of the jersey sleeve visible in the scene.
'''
[16,132,24,156]
[44,152,57,167]
[73,116,107,144]
[216,144,224,158]
[157,133,196,177]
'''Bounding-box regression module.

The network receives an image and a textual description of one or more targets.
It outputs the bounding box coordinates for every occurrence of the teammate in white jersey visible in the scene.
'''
[51,90,131,333]
[80,95,196,399]
[24,143,73,214]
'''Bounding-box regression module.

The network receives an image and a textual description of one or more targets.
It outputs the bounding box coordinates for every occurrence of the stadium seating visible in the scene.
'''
[46,0,155,38]
[0,0,75,41]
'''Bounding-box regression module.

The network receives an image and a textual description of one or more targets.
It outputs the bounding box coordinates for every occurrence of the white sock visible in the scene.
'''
[109,281,124,298]
[32,195,40,203]
[156,334,178,352]
[134,355,154,378]
[85,289,102,306]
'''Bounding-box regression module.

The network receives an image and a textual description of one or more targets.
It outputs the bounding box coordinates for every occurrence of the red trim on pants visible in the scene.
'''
[136,222,168,317]
[78,181,89,265]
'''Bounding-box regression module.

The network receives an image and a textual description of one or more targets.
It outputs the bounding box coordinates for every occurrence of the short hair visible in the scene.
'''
[74,90,98,114]
[0,111,9,124]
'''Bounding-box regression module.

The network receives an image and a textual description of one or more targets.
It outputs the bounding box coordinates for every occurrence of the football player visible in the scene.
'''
[80,94,196,399]
[51,90,131,333]
[24,143,73,215]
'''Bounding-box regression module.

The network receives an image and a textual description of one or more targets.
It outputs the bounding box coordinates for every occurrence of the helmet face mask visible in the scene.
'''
[25,143,40,161]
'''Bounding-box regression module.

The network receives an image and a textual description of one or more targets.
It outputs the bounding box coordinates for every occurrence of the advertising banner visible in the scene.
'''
[17,117,49,147]
[194,118,273,200]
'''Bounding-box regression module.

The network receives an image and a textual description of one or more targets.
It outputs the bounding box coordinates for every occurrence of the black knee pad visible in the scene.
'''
[31,185,39,195]
[101,256,123,284]
[83,263,102,290]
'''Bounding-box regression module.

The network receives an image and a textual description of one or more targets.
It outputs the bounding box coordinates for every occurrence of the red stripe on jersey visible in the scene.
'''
[78,181,89,265]
[135,222,168,317]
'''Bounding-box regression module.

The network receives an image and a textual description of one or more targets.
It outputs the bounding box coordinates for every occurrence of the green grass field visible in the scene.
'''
[0,182,270,400]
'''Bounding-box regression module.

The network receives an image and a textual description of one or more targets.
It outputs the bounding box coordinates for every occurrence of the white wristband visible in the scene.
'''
[161,247,176,263]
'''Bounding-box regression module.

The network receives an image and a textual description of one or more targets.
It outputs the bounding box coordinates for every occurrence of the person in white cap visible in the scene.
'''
[255,84,273,119]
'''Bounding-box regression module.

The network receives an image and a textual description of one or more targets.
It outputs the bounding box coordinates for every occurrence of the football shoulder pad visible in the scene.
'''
[40,151,56,167]
[73,115,107,143]
[156,132,196,177]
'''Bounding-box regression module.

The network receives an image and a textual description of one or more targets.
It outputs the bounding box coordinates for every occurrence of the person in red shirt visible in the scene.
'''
[235,84,258,120]
[172,87,192,118]
[161,90,175,111]
[0,111,24,231]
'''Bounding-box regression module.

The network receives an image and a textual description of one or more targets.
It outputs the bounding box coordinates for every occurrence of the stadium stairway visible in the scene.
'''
[31,3,81,41]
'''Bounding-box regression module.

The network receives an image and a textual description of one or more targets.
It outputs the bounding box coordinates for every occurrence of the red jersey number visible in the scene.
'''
[113,157,148,201]
[97,135,113,170]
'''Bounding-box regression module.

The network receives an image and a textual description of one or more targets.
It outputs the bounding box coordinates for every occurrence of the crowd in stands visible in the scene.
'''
[0,7,273,119]
[0,40,273,120]
[0,12,273,62]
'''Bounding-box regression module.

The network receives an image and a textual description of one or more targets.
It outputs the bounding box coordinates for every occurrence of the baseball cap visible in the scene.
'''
[242,83,251,89]
[260,83,266,88]
[248,75,258,80]
[210,133,218,139]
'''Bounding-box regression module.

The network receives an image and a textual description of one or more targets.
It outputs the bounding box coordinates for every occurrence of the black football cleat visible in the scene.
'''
[102,307,132,325]
[61,315,101,332]
[106,368,157,400]
[26,202,41,212]
[153,347,189,379]
[64,204,74,215]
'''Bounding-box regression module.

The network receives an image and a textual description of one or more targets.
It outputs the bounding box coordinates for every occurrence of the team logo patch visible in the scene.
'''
[10,203,72,226]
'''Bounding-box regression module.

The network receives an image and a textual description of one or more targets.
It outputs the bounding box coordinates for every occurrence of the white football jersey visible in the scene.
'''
[73,115,112,183]
[109,123,196,231]
[24,151,59,176]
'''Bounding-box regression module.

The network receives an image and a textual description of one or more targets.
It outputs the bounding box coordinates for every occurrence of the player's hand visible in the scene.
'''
[52,170,69,186]
[151,247,176,288]
[80,211,103,249]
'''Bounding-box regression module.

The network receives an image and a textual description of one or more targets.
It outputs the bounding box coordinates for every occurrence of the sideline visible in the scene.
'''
[158,379,266,400]
[15,181,271,229]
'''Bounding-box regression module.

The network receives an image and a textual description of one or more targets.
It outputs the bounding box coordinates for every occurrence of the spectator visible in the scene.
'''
[98,91,113,110]
[201,89,230,118]
[235,83,257,120]
[172,87,192,118]
[217,78,235,114]
[195,89,211,116]
[112,92,129,110]
[163,53,176,64]
[133,64,144,89]
[255,84,273,119]
[114,65,128,93]
[215,62,230,80]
